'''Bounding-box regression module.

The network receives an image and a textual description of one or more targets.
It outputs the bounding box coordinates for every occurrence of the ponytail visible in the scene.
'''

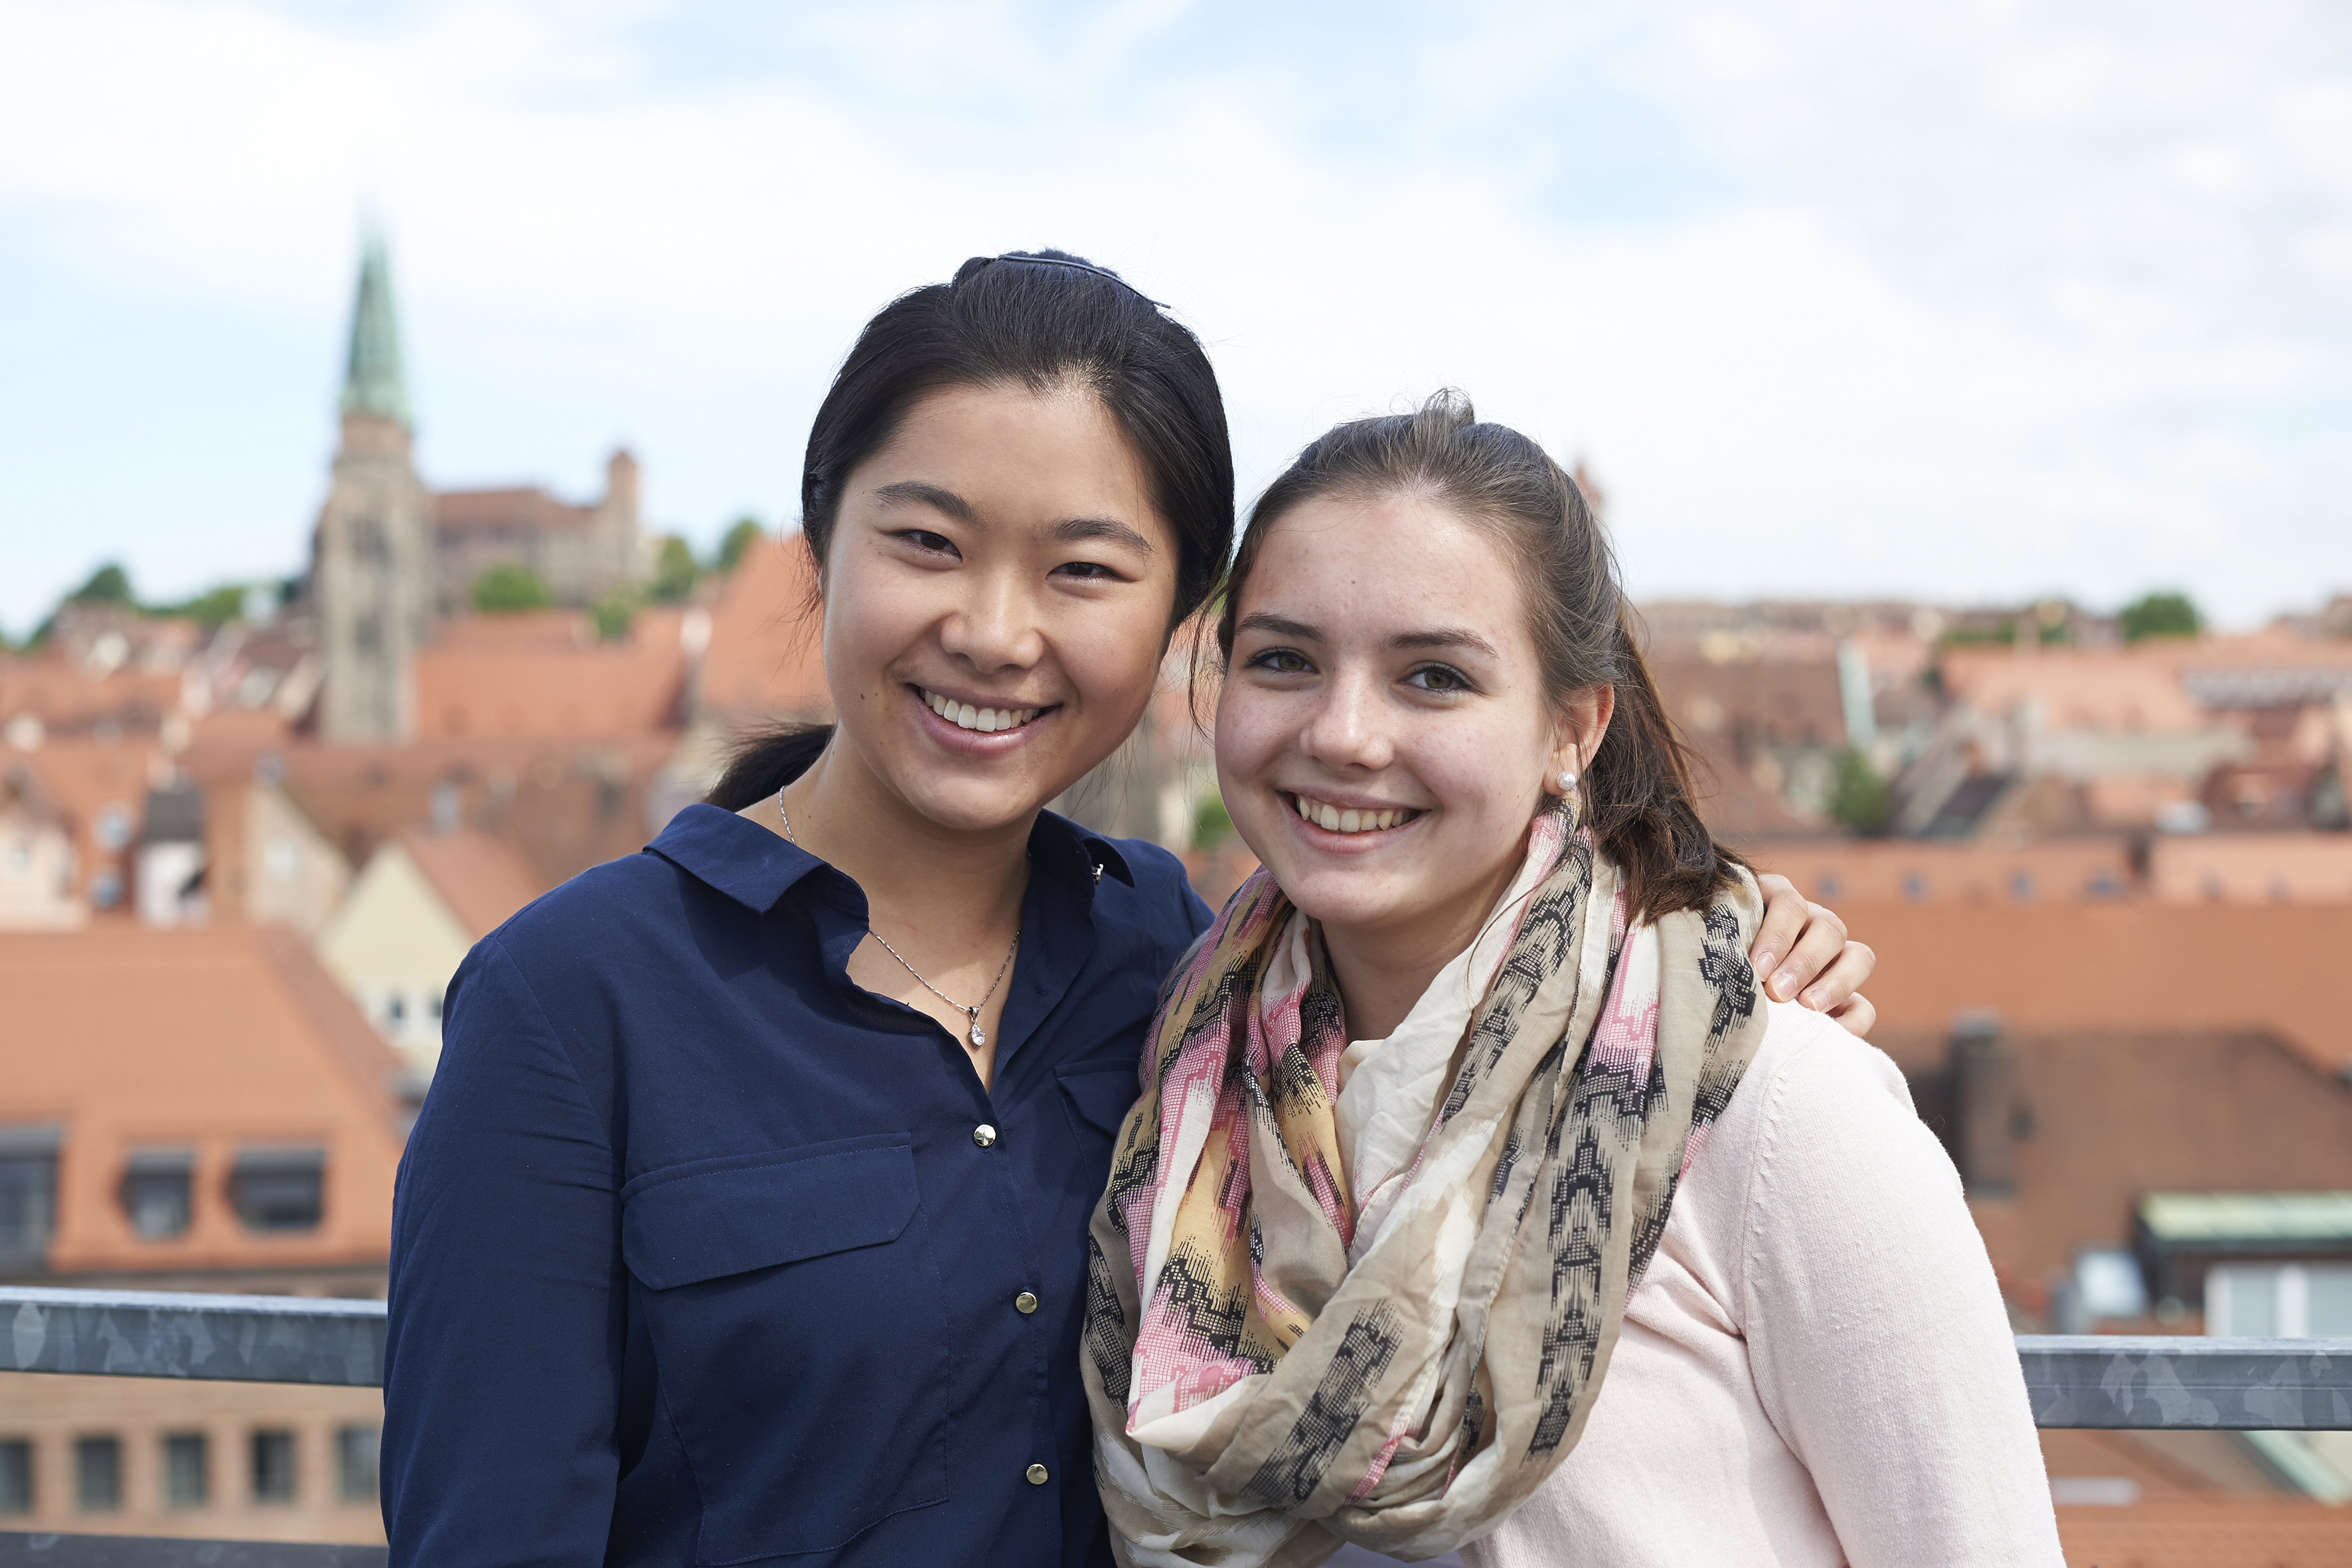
[1584,612,1744,921]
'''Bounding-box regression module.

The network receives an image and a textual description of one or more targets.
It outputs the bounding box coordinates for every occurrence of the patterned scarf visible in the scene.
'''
[1081,807,1766,1567]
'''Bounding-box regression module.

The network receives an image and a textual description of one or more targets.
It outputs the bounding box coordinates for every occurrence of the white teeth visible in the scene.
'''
[1293,795,1413,834]
[924,690,1038,733]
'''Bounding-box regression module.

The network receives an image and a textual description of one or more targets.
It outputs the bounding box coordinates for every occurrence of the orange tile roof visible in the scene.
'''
[0,924,405,1277]
[1919,1028,2352,1296]
[414,616,688,742]
[0,658,183,733]
[2057,1497,2352,1567]
[177,731,675,896]
[1847,901,2352,1075]
[694,534,828,722]
[400,826,545,939]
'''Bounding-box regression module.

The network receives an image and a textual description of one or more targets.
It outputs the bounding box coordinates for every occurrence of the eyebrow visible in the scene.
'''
[871,481,975,522]
[870,483,1154,554]
[1236,612,1498,659]
[1389,627,1500,657]
[1052,516,1156,553]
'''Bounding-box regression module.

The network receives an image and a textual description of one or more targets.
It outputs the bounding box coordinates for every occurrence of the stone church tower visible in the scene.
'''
[315,234,433,742]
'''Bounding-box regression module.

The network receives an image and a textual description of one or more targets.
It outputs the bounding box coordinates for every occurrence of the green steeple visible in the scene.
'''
[339,231,412,428]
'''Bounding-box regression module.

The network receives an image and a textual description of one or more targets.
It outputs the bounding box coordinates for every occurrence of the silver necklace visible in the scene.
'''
[778,787,1020,1049]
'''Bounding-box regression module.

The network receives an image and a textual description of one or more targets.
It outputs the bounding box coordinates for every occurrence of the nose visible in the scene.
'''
[937,564,1046,674]
[1298,666,1393,773]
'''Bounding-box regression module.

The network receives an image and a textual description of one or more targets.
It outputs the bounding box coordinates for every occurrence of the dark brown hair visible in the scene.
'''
[1216,390,1741,921]
[709,250,1235,811]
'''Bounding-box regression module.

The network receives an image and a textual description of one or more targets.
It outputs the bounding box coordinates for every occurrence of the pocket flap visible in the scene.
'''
[621,1137,918,1291]
[1056,1063,1141,1137]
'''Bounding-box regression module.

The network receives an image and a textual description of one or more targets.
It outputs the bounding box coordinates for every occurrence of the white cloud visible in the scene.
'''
[0,0,2343,634]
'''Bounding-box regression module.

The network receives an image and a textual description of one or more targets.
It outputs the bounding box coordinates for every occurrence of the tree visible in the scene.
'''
[66,562,134,604]
[2120,591,2201,643]
[471,562,554,613]
[716,516,764,574]
[147,583,253,628]
[649,536,699,603]
[1190,791,1235,850]
[590,589,636,643]
[1825,748,1891,835]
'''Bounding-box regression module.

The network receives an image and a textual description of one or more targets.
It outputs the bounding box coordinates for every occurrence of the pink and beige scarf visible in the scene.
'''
[1081,807,1767,1567]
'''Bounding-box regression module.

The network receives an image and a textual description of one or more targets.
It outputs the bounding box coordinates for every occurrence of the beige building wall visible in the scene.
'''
[0,1373,384,1545]
[314,842,471,1081]
[244,783,352,937]
[0,800,82,929]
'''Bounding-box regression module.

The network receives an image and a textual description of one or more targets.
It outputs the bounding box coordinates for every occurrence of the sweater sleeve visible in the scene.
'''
[1738,1006,2063,1568]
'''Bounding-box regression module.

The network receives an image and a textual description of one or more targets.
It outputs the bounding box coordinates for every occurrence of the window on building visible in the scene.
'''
[426,990,443,1022]
[1902,872,1928,902]
[250,1429,295,1504]
[230,1147,325,1233]
[2008,870,2035,902]
[1816,873,1842,900]
[0,1127,61,1270]
[336,1425,379,1502]
[2207,1263,2352,1336]
[122,1149,194,1239]
[162,1432,208,1508]
[0,1439,31,1514]
[76,1436,121,1512]
[90,867,123,908]
[386,992,406,1026]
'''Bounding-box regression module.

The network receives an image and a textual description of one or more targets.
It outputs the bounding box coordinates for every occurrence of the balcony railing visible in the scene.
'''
[3,1285,2349,1562]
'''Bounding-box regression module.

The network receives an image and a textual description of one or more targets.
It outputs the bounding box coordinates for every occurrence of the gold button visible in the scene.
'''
[973,1124,998,1148]
[1026,1463,1050,1486]
[1014,1291,1038,1314]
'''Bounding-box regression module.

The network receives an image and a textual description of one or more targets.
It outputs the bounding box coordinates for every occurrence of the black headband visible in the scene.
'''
[986,252,1168,309]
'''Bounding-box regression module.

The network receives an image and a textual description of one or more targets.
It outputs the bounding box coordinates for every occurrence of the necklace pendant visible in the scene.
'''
[969,1010,986,1049]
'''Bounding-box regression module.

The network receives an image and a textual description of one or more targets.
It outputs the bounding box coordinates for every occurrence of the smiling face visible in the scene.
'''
[817,380,1178,834]
[1217,489,1588,951]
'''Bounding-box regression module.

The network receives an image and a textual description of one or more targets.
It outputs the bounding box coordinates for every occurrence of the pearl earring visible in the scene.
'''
[1557,769,1578,793]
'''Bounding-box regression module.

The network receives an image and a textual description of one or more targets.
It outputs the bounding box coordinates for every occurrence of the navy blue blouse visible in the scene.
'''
[382,803,1212,1567]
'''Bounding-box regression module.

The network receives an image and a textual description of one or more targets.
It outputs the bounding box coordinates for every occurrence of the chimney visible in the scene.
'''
[1949,1010,2015,1198]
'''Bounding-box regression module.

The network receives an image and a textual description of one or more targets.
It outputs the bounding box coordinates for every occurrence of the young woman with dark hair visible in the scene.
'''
[1085,393,2060,1567]
[382,260,1874,1568]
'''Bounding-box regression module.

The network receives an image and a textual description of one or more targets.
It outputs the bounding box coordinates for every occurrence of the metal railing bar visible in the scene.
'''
[6,1289,2350,1429]
[2016,1334,2352,1431]
[0,1532,384,1566]
[0,1286,385,1387]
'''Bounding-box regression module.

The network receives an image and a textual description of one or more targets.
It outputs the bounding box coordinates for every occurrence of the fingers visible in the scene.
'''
[1794,939,1876,1016]
[1825,991,1877,1038]
[1758,897,1849,1003]
[1749,874,1810,983]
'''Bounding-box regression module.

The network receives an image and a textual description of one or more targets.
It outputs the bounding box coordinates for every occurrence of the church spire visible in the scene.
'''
[339,229,412,428]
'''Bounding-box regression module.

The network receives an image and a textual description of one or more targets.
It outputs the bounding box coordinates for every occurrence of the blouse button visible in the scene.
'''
[973,1124,998,1148]
[1026,1463,1050,1486]
[1014,1291,1038,1314]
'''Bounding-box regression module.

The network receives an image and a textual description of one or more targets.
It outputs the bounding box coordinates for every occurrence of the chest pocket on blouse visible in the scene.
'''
[621,1134,951,1563]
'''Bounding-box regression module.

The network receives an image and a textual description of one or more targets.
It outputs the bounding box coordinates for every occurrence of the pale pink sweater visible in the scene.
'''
[1459,1001,2063,1568]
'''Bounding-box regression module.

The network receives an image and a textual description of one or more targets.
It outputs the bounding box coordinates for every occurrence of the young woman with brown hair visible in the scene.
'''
[1085,393,2059,1567]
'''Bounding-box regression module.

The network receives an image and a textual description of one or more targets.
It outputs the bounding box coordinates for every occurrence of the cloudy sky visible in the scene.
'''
[2,0,2346,637]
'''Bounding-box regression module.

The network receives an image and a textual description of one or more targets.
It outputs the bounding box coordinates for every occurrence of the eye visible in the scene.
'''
[894,528,958,558]
[1404,663,1472,694]
[1052,560,1125,583]
[1247,648,1315,676]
